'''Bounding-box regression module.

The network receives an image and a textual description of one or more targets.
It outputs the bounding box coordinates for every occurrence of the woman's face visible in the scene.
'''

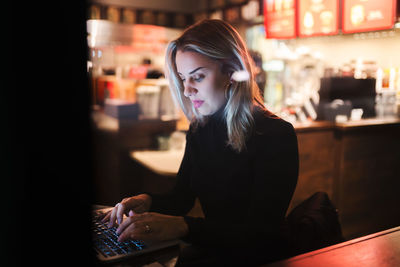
[175,50,228,116]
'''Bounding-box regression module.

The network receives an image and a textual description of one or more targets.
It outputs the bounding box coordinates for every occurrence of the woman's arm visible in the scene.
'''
[147,130,196,216]
[248,120,299,229]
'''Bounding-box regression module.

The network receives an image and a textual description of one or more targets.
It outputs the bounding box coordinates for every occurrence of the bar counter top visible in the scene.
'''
[293,116,400,132]
[334,116,400,130]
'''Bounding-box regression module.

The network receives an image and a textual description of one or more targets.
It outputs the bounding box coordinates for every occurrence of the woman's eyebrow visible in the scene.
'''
[177,67,205,76]
[189,67,205,74]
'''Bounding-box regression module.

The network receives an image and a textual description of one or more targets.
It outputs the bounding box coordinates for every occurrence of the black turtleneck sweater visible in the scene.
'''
[148,106,298,264]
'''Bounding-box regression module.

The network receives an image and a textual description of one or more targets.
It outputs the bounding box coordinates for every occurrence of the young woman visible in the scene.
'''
[102,19,299,266]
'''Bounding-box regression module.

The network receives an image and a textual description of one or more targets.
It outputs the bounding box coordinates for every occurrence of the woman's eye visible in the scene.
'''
[193,75,204,82]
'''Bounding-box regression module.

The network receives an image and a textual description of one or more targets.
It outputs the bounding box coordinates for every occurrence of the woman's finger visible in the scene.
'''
[116,213,146,235]
[118,221,136,242]
[108,203,119,227]
[100,210,111,223]
[116,203,126,225]
[118,221,148,242]
[116,216,131,236]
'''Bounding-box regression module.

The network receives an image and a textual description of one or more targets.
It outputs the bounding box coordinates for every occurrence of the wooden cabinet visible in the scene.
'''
[290,118,400,239]
[288,127,337,212]
[334,120,400,239]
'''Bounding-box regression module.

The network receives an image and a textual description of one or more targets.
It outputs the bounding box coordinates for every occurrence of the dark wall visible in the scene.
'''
[5,1,94,266]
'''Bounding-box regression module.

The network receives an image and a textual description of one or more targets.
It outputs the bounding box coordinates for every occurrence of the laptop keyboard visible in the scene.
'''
[92,218,147,258]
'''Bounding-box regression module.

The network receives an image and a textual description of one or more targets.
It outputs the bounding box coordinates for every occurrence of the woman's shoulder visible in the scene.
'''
[249,106,298,154]
[252,105,295,137]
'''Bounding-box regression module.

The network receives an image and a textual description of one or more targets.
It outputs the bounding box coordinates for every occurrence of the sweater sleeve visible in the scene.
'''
[147,130,196,216]
[182,119,299,251]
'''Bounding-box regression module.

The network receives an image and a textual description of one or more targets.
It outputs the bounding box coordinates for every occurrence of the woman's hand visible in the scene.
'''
[101,194,152,227]
[116,212,188,243]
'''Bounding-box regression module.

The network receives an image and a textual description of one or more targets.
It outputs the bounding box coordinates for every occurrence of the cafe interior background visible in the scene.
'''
[86,0,400,241]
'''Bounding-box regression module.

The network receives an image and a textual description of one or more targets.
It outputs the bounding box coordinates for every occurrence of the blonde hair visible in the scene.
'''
[165,19,264,152]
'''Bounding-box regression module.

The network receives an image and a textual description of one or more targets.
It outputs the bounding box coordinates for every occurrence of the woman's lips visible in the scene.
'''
[192,100,204,108]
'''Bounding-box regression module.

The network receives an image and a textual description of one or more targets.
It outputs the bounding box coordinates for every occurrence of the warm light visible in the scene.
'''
[87,20,98,48]
[231,70,250,82]
[304,11,315,29]
[264,60,285,72]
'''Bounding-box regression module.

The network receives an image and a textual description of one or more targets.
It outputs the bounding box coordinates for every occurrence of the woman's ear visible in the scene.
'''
[223,67,233,82]
[220,61,232,75]
[220,62,234,85]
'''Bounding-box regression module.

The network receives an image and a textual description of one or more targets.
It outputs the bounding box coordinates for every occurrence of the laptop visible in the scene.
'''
[92,206,181,264]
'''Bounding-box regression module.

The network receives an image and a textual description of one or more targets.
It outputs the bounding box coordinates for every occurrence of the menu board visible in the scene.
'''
[264,0,296,39]
[298,0,339,37]
[342,0,396,33]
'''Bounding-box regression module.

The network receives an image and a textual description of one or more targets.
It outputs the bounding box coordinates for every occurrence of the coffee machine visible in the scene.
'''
[317,77,376,120]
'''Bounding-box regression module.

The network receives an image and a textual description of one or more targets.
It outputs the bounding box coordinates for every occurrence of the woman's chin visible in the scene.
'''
[196,104,220,116]
[197,110,208,116]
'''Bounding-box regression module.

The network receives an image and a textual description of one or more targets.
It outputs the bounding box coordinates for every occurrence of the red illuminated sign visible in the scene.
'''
[264,0,297,39]
[298,0,339,37]
[342,0,396,33]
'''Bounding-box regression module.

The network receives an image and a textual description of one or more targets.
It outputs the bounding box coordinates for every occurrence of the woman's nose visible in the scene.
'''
[183,81,197,97]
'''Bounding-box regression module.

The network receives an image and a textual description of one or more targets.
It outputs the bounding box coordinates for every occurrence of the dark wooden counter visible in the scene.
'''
[290,117,400,240]
[333,117,400,240]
